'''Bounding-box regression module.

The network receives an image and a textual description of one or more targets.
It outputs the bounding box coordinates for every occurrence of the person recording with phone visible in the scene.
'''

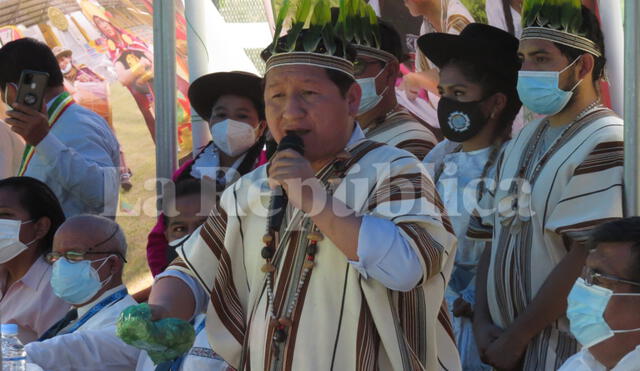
[0,38,120,218]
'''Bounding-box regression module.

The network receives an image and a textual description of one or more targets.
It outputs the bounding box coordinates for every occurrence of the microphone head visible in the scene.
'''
[277,132,305,155]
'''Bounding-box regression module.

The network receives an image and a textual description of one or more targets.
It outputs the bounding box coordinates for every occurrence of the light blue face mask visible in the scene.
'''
[567,278,640,348]
[517,56,583,116]
[51,256,113,305]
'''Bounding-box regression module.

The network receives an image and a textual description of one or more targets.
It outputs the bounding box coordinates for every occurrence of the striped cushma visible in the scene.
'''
[480,108,624,370]
[168,139,460,370]
[363,107,439,160]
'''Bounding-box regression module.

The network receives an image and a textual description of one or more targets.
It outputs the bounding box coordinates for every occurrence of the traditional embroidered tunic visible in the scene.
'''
[473,108,624,370]
[363,108,439,160]
[169,137,460,370]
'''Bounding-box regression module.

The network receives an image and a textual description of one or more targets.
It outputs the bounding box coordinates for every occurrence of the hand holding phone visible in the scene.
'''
[5,70,52,146]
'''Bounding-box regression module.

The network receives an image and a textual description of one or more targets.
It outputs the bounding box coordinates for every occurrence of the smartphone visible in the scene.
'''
[16,70,49,110]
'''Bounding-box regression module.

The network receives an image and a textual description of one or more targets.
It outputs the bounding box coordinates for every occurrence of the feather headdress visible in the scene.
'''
[521,0,602,57]
[262,0,382,77]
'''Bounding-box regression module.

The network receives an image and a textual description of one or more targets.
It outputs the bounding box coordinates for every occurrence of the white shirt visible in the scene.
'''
[0,118,24,179]
[135,314,230,371]
[24,94,120,218]
[558,345,640,371]
[424,140,500,303]
[25,285,141,371]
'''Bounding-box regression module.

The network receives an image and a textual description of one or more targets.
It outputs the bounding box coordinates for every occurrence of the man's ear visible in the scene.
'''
[384,60,400,88]
[577,53,594,81]
[2,83,17,107]
[346,81,362,117]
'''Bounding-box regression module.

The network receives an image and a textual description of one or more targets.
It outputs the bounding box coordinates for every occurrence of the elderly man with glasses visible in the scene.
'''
[559,217,640,371]
[24,214,140,371]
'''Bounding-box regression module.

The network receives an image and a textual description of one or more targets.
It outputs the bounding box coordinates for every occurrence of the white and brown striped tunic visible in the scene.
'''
[363,108,439,161]
[169,140,460,370]
[478,109,624,370]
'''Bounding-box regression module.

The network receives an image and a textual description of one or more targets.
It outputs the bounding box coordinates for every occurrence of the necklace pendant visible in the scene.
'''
[273,327,287,343]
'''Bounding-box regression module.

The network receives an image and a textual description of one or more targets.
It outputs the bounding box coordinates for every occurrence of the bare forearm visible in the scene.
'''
[508,242,588,341]
[148,276,195,321]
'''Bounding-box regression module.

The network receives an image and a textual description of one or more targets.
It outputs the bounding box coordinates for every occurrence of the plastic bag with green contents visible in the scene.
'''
[116,303,195,364]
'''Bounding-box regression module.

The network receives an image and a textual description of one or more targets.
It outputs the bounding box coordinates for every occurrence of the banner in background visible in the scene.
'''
[0,0,192,159]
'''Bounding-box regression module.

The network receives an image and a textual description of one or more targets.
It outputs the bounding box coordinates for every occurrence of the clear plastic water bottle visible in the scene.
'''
[1,324,26,371]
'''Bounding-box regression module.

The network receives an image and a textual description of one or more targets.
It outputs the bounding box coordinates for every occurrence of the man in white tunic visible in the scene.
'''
[473,1,624,370]
[129,1,460,370]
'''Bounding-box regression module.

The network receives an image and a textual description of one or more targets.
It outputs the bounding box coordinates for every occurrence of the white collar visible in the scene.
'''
[76,284,127,318]
[346,123,366,150]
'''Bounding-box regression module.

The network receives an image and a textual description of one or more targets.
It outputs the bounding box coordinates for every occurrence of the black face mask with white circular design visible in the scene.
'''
[437,96,489,143]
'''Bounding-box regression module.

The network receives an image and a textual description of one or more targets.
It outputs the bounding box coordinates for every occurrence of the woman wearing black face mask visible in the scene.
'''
[420,23,522,370]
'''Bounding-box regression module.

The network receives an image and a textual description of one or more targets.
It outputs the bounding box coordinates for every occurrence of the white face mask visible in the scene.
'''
[0,219,36,264]
[61,62,73,74]
[356,67,388,115]
[210,119,259,157]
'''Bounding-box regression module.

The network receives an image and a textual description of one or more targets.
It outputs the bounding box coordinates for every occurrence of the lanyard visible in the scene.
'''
[63,289,128,334]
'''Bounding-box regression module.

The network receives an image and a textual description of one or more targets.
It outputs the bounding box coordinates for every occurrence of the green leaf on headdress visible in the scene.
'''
[272,0,292,52]
[559,0,583,34]
[522,0,544,27]
[304,0,331,52]
[367,6,380,48]
[522,0,583,34]
[543,0,562,29]
[285,0,314,51]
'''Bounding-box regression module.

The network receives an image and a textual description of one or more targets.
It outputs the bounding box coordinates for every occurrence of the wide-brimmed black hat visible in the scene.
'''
[188,71,264,121]
[417,23,520,77]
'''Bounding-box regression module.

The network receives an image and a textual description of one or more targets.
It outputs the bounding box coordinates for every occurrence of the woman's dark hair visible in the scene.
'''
[554,6,606,85]
[443,57,522,142]
[0,177,66,256]
[0,38,64,90]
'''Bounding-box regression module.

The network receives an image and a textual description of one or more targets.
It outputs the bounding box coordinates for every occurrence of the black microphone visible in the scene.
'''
[268,133,304,234]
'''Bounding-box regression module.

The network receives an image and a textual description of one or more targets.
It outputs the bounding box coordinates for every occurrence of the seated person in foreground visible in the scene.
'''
[0,176,69,343]
[25,214,139,371]
[559,217,640,370]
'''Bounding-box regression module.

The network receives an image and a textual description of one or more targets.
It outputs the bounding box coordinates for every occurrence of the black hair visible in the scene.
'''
[443,57,522,142]
[0,38,64,90]
[554,6,606,85]
[161,178,202,226]
[0,177,66,256]
[378,20,407,63]
[589,217,640,284]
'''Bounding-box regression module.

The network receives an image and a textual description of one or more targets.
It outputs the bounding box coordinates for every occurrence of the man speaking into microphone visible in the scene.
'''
[134,2,459,369]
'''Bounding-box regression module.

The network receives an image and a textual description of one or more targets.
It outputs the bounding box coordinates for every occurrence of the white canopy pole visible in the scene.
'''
[599,0,624,115]
[186,0,212,155]
[623,0,640,216]
[153,0,177,192]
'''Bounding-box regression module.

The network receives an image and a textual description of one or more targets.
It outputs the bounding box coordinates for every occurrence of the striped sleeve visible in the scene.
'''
[545,141,624,242]
[365,156,456,283]
[169,194,247,367]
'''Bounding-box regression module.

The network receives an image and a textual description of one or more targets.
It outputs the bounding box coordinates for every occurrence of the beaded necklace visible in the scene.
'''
[259,149,355,345]
[499,100,603,229]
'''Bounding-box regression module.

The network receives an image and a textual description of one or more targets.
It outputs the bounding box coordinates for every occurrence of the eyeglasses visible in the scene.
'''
[353,59,385,76]
[45,250,127,264]
[582,266,640,288]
